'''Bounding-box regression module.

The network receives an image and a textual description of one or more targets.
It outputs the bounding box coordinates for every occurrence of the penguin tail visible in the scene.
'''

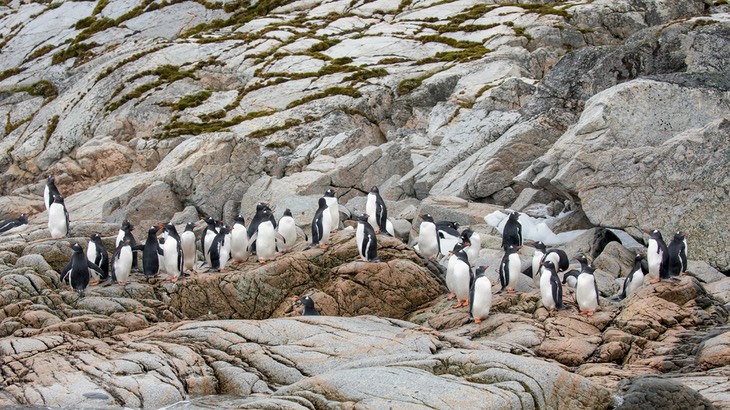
[466,316,474,324]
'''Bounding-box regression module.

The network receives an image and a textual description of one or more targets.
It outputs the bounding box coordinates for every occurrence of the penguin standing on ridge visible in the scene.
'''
[417,214,440,261]
[230,215,249,263]
[310,197,332,248]
[202,217,219,268]
[527,241,547,287]
[436,221,461,257]
[501,211,522,251]
[498,245,522,294]
[48,194,69,239]
[667,231,688,278]
[646,229,671,283]
[468,265,492,324]
[0,213,28,234]
[366,186,390,235]
[445,242,467,301]
[576,264,599,315]
[162,223,183,282]
[451,246,472,308]
[86,233,109,283]
[181,222,197,274]
[248,208,283,263]
[323,189,340,232]
[136,226,163,282]
[277,209,307,253]
[116,220,138,271]
[356,214,379,262]
[461,229,481,267]
[44,175,61,210]
[60,243,104,297]
[616,253,647,300]
[208,224,232,272]
[111,240,133,285]
[562,253,590,288]
[247,203,276,254]
[301,295,320,316]
[540,260,563,314]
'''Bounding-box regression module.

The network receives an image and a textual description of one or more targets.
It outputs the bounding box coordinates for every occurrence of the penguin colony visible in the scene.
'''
[3,177,689,317]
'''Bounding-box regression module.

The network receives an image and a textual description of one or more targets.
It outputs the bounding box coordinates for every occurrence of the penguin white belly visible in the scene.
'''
[87,242,98,264]
[540,271,556,311]
[220,234,231,269]
[439,234,459,258]
[465,236,481,266]
[445,254,458,294]
[43,185,50,210]
[181,231,196,271]
[325,197,339,230]
[204,232,216,267]
[48,204,67,238]
[163,239,181,279]
[418,224,439,259]
[277,219,296,252]
[356,223,366,260]
[647,242,661,279]
[471,277,492,320]
[531,251,544,287]
[626,269,644,296]
[507,255,521,290]
[452,262,471,303]
[256,223,278,261]
[576,274,598,312]
[385,219,394,236]
[114,246,133,283]
[319,212,332,245]
[115,230,124,247]
[565,275,578,288]
[365,195,377,228]
[230,224,249,261]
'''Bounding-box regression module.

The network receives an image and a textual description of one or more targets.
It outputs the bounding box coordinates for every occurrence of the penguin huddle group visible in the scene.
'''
[415,211,689,324]
[44,177,393,303]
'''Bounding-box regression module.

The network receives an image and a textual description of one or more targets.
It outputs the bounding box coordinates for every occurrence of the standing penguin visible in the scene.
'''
[181,222,197,274]
[202,217,219,268]
[0,213,28,234]
[617,253,646,300]
[501,211,522,251]
[468,265,492,324]
[86,233,109,283]
[60,243,104,297]
[48,194,69,239]
[445,242,467,301]
[498,245,522,294]
[301,295,320,316]
[563,254,589,288]
[247,202,276,254]
[208,224,232,272]
[111,240,133,285]
[646,229,670,283]
[356,214,379,262]
[436,221,461,257]
[417,214,440,261]
[248,208,283,263]
[310,197,332,248]
[323,189,340,232]
[162,223,183,282]
[461,229,481,267]
[667,231,688,278]
[44,175,61,210]
[116,220,138,271]
[230,215,249,263]
[137,225,163,282]
[528,241,547,287]
[366,186,389,235]
[277,209,307,253]
[540,260,563,314]
[451,246,472,308]
[576,264,599,315]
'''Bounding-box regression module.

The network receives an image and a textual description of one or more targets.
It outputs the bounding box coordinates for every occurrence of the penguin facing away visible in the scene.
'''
[48,194,69,239]
[323,189,340,232]
[60,243,104,297]
[356,214,379,262]
[310,197,332,248]
[468,265,492,324]
[562,254,589,288]
[501,211,522,251]
[181,222,197,273]
[498,245,522,294]
[116,220,138,271]
[366,186,389,235]
[248,208,284,263]
[576,264,599,315]
[137,225,163,282]
[451,247,472,308]
[540,260,563,314]
[208,224,232,272]
[417,214,440,261]
[230,214,249,263]
[618,253,646,300]
[646,229,671,284]
[278,209,307,253]
[0,213,28,234]
[301,295,320,316]
[86,233,109,282]
[667,231,688,278]
[163,223,183,282]
[526,241,547,287]
[445,242,467,301]
[460,229,481,267]
[111,240,134,285]
[202,216,219,268]
[44,175,61,210]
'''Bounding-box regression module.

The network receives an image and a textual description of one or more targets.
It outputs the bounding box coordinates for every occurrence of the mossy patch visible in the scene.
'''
[105,64,198,112]
[44,115,60,147]
[397,77,423,95]
[0,67,24,81]
[156,109,275,139]
[265,140,293,149]
[161,90,213,111]
[12,80,58,100]
[245,118,302,139]
[25,44,55,62]
[285,86,362,109]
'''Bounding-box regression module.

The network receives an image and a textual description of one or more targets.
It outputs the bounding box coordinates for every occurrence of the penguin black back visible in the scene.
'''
[501,212,522,250]
[301,296,320,316]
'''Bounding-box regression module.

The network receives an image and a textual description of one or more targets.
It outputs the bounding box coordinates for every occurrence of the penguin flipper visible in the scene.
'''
[275,232,286,244]
[60,261,72,284]
[131,244,145,252]
[550,273,563,309]
[88,261,106,280]
[562,269,580,285]
[295,226,308,242]
[594,276,600,306]
[522,265,534,278]
[338,204,351,219]
[247,233,258,251]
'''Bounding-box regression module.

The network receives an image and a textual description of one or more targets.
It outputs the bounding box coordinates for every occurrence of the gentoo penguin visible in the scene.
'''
[86,233,109,282]
[301,295,320,316]
[116,220,137,271]
[137,225,163,282]
[460,229,481,267]
[310,197,331,248]
[181,222,197,274]
[111,240,133,285]
[230,214,249,263]
[60,243,104,297]
[667,231,688,278]
[540,260,563,314]
[498,245,522,294]
[436,220,461,257]
[208,224,232,272]
[527,241,547,287]
[277,209,306,253]
[417,214,440,261]
[0,213,28,234]
[617,253,646,300]
[366,186,389,235]
[202,216,219,267]
[356,214,379,262]
[576,264,599,315]
[445,242,467,301]
[44,175,61,210]
[247,202,276,254]
[48,194,69,239]
[323,189,340,232]
[646,229,670,283]
[451,246,472,308]
[562,254,589,288]
[162,223,183,282]
[501,211,522,251]
[468,265,492,324]
[248,208,282,263]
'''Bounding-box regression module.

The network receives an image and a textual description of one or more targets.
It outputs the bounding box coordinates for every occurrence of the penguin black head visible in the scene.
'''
[324,189,336,198]
[475,265,489,277]
[634,253,644,262]
[648,229,663,240]
[261,207,272,218]
[508,211,520,220]
[19,213,28,224]
[164,223,179,236]
[185,222,196,232]
[420,214,434,223]
[460,229,474,244]
[90,233,101,242]
[584,264,596,274]
[233,214,245,224]
[148,225,161,236]
[47,175,55,183]
[575,254,588,264]
[283,209,292,217]
[674,231,686,241]
[369,186,379,194]
[69,242,83,253]
[506,244,521,254]
[357,213,369,223]
[122,219,133,231]
[450,242,465,255]
[318,197,327,208]
[218,224,231,234]
[542,260,556,272]
[53,194,64,204]
[531,241,547,252]
[301,295,320,316]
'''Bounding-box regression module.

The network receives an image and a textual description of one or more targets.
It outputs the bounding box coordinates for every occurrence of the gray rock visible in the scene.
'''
[616,376,715,410]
